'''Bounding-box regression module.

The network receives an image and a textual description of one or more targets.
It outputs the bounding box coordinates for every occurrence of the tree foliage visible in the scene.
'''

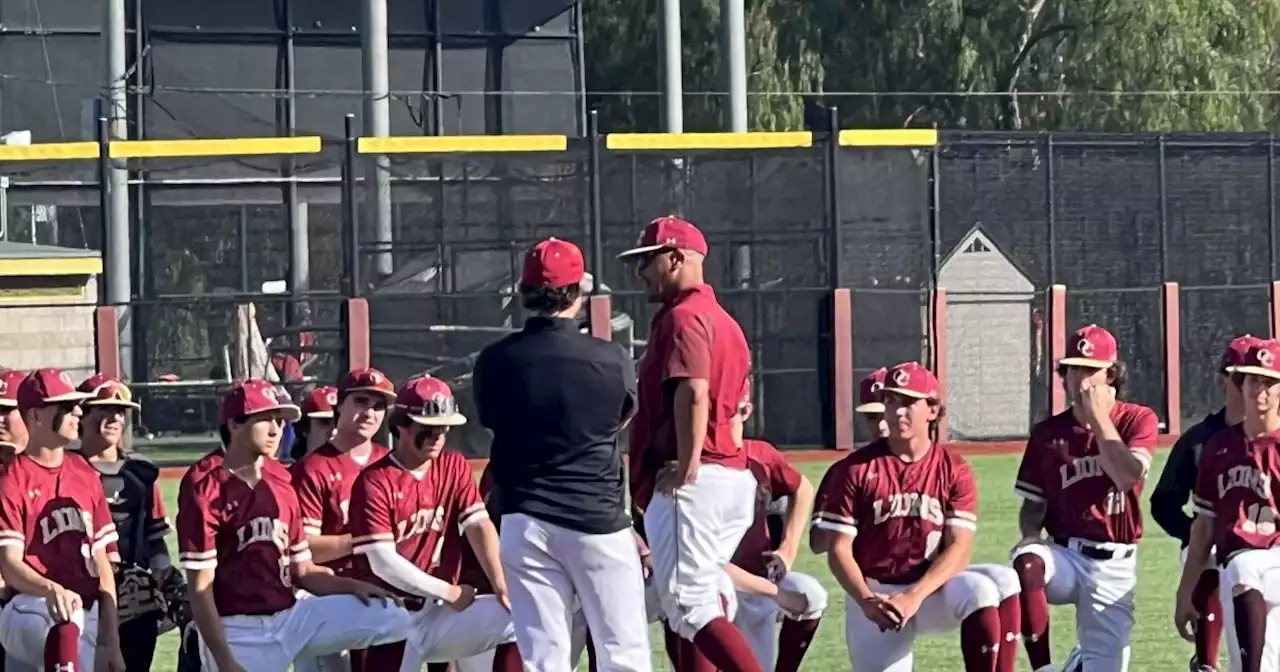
[585,0,1280,132]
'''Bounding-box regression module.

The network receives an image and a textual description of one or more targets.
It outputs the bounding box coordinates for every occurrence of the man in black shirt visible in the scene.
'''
[1151,334,1257,672]
[473,237,652,672]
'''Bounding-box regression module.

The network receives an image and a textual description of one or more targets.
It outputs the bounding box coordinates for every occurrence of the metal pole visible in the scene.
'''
[361,0,394,277]
[343,115,363,298]
[825,107,841,288]
[720,0,747,131]
[1157,135,1168,281]
[290,203,310,301]
[104,0,133,380]
[1045,132,1057,284]
[658,0,683,132]
[96,111,111,303]
[588,110,604,290]
[1269,136,1276,279]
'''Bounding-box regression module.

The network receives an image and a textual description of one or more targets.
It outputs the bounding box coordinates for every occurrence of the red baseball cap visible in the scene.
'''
[1221,334,1263,372]
[17,368,92,412]
[882,362,940,401]
[395,376,467,427]
[301,386,339,419]
[0,369,25,408]
[856,368,889,413]
[219,379,301,425]
[616,216,709,259]
[521,238,585,288]
[1229,340,1280,380]
[78,374,141,410]
[337,367,396,400]
[1058,324,1119,369]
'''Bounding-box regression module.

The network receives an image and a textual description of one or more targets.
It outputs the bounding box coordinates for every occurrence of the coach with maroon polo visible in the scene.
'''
[473,237,651,671]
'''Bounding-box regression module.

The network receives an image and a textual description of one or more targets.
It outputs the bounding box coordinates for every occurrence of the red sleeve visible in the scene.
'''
[945,458,979,532]
[664,310,713,382]
[350,471,395,553]
[452,457,488,534]
[147,483,171,543]
[1014,435,1045,503]
[285,488,310,566]
[1193,439,1221,519]
[0,470,26,552]
[762,445,803,497]
[1124,405,1160,459]
[291,460,327,537]
[176,476,218,570]
[811,460,859,538]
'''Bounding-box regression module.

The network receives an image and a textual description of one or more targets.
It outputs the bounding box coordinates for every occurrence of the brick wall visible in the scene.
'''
[0,276,96,377]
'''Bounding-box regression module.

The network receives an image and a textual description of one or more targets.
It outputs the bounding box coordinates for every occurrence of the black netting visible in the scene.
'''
[1067,289,1166,424]
[838,147,931,288]
[0,35,102,149]
[1179,286,1272,424]
[0,0,102,30]
[852,288,928,441]
[4,187,101,250]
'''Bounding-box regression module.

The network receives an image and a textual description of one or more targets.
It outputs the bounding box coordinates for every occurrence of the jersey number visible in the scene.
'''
[924,530,943,560]
[1242,503,1278,536]
[1105,490,1126,516]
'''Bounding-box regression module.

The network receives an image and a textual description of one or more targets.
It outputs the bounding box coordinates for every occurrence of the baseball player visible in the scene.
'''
[1154,335,1258,672]
[0,367,124,671]
[1178,338,1280,672]
[813,361,1021,672]
[0,369,27,462]
[857,367,891,440]
[619,215,762,672]
[727,385,827,672]
[346,375,521,672]
[1013,324,1159,672]
[289,386,339,463]
[176,378,408,672]
[76,374,176,671]
[291,369,395,672]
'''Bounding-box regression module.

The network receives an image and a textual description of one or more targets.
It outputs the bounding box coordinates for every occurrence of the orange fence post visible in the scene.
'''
[1163,282,1181,436]
[832,289,854,451]
[1272,281,1280,339]
[1050,285,1068,417]
[94,306,121,379]
[933,288,949,444]
[345,298,370,371]
[588,295,613,341]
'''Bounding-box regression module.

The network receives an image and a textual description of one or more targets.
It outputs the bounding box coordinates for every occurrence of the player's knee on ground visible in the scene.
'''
[1223,549,1280,600]
[1013,550,1048,590]
[945,571,1002,620]
[778,572,828,620]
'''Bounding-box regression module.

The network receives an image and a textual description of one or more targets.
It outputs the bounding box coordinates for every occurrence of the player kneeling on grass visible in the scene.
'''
[813,361,1021,672]
[176,379,408,672]
[725,380,827,672]
[0,368,125,671]
[1178,338,1280,672]
[1012,324,1157,672]
[347,375,520,672]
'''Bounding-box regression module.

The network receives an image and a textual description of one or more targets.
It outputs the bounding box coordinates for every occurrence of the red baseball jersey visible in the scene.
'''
[0,453,117,600]
[732,439,803,577]
[349,450,488,595]
[811,440,978,585]
[630,284,751,510]
[458,463,497,593]
[291,442,389,575]
[176,451,310,616]
[1194,426,1280,564]
[1014,401,1159,543]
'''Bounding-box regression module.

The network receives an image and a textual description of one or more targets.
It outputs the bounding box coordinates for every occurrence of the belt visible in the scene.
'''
[402,596,442,612]
[1053,536,1135,561]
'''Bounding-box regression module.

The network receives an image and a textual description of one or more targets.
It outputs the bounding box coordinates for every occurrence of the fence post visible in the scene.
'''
[933,288,949,443]
[588,296,613,341]
[1272,282,1280,339]
[344,298,370,371]
[342,114,361,299]
[94,306,121,379]
[1050,284,1068,416]
[831,288,854,451]
[1162,282,1181,436]
[587,110,605,290]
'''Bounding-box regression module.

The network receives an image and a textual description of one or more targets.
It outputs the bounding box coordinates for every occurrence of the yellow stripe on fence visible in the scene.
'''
[838,129,938,147]
[605,132,814,151]
[0,142,99,162]
[109,136,323,159]
[358,135,569,154]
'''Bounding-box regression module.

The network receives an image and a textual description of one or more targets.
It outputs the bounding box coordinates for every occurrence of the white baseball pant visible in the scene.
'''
[291,590,351,672]
[734,571,828,668]
[498,513,652,672]
[195,595,409,672]
[0,594,99,671]
[643,464,757,639]
[1015,539,1137,672]
[845,564,1019,671]
[395,595,516,671]
[1218,548,1280,672]
[455,607,591,672]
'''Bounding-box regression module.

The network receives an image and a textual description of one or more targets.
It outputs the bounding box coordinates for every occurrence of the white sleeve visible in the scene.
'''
[363,542,455,602]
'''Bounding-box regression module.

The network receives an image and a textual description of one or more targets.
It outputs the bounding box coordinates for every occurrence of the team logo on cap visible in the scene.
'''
[368,371,382,384]
[0,379,9,396]
[870,381,884,393]
[59,371,72,385]
[1078,339,1095,357]
[270,387,291,404]
[893,368,910,387]
[325,390,338,405]
[1260,348,1276,369]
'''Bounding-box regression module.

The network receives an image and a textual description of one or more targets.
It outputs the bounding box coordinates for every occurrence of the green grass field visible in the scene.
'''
[146,450,1206,671]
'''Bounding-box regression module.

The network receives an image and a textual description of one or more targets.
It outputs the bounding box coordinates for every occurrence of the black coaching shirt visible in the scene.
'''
[1150,408,1230,547]
[472,316,635,535]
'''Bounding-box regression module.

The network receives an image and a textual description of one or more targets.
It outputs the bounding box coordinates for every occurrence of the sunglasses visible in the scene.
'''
[636,248,677,270]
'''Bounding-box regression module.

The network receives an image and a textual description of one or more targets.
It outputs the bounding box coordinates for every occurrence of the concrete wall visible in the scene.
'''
[0,276,96,378]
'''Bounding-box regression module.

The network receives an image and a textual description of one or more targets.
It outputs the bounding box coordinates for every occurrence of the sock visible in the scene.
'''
[691,616,765,672]
[1192,568,1222,668]
[426,664,450,672]
[662,623,681,669]
[995,595,1022,672]
[959,606,1002,672]
[43,621,79,672]
[584,629,598,672]
[491,643,521,672]
[1234,589,1267,672]
[351,642,407,672]
[774,617,820,672]
[680,638,717,672]
[1014,552,1052,669]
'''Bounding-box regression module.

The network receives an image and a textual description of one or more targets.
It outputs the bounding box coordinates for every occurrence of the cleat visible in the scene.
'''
[1189,656,1216,672]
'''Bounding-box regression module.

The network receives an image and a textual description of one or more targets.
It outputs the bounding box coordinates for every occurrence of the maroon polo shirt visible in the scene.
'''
[630,284,751,510]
